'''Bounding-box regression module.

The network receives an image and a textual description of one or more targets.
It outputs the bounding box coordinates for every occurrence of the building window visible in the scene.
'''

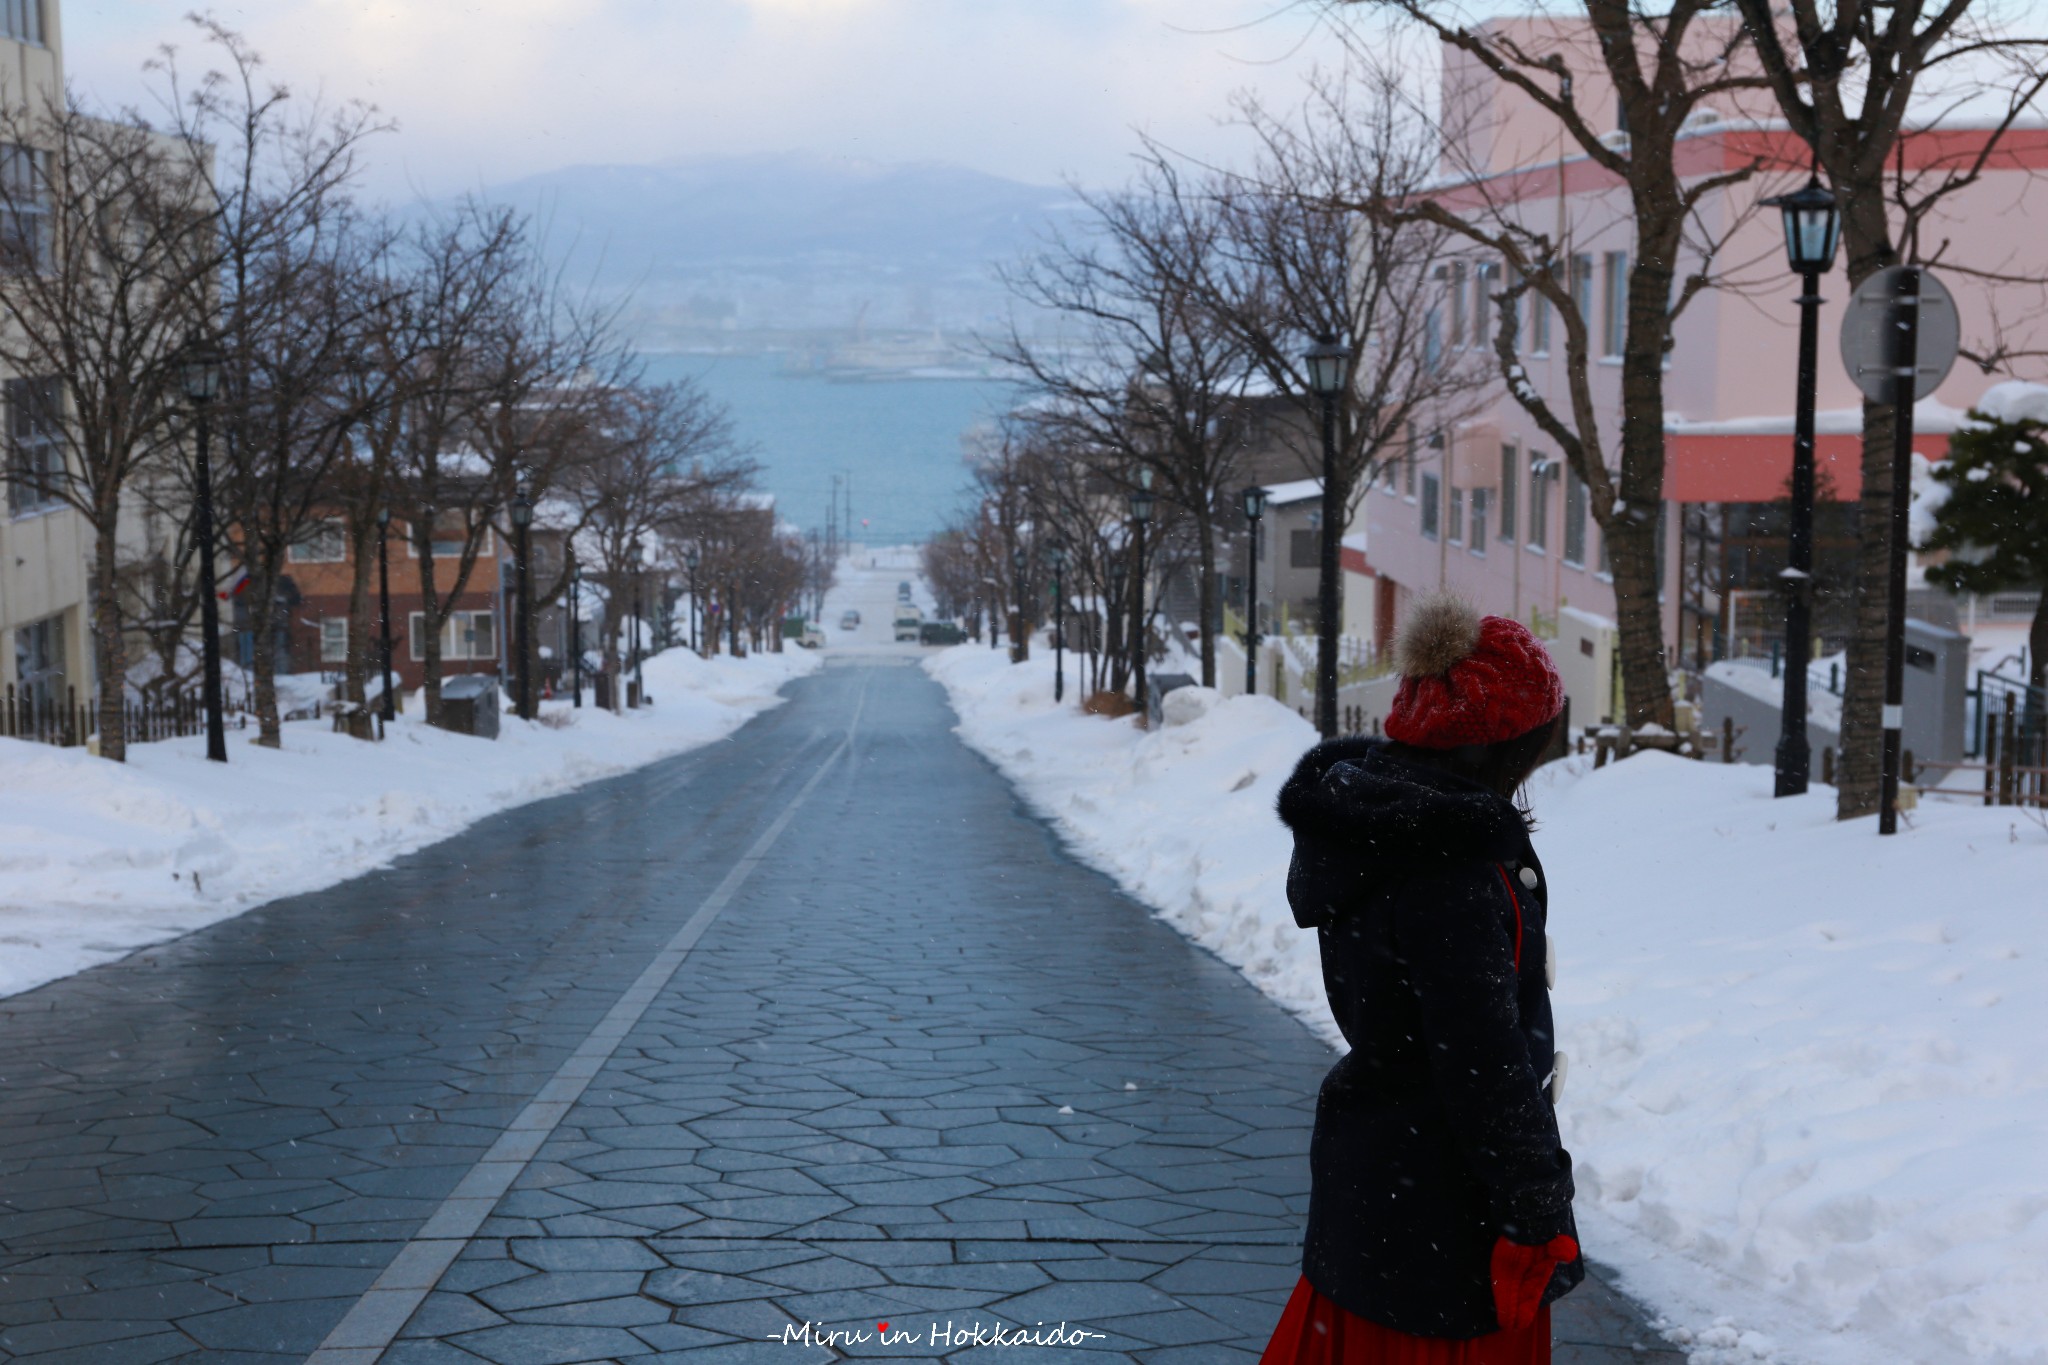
[1,1,45,44]
[292,519,348,564]
[409,510,481,560]
[1423,307,1442,373]
[1420,472,1441,540]
[1498,445,1517,544]
[320,617,348,663]
[1528,454,1551,551]
[1531,268,1552,354]
[1449,487,1465,544]
[1603,251,1629,358]
[1569,254,1593,341]
[409,609,498,662]
[6,376,62,515]
[1471,489,1489,554]
[1404,441,1418,498]
[13,611,62,711]
[1449,262,1466,346]
[1564,466,1588,566]
[1473,263,1496,352]
[1290,528,1318,569]
[0,144,48,272]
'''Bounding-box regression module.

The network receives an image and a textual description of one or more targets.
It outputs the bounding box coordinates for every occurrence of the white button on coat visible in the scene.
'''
[1548,1051,1568,1104]
[1545,933,1557,989]
[1518,866,1539,890]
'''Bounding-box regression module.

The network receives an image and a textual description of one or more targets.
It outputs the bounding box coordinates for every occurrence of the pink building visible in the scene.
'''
[1358,19,2048,723]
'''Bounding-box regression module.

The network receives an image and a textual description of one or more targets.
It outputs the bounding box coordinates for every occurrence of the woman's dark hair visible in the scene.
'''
[1385,713,1561,807]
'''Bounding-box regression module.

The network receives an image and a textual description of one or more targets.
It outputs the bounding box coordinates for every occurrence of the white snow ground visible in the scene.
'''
[0,645,816,1001]
[926,642,2048,1365]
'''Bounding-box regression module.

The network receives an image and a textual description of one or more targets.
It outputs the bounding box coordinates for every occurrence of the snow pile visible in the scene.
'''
[0,646,817,1000]
[928,642,2048,1365]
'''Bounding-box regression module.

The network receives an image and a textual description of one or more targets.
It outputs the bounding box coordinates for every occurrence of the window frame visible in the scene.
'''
[1498,444,1517,545]
[291,518,349,564]
[1563,465,1588,567]
[1448,486,1465,545]
[6,375,63,516]
[1420,471,1442,541]
[1602,250,1630,359]
[0,143,49,273]
[1527,453,1551,552]
[1569,254,1593,342]
[1470,488,1489,555]
[319,617,349,663]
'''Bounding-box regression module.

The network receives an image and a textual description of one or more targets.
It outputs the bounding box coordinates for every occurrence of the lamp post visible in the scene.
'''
[1241,485,1268,697]
[568,557,583,708]
[686,548,701,655]
[180,337,227,763]
[1304,334,1351,739]
[1046,539,1067,703]
[508,482,534,720]
[630,538,646,704]
[1128,469,1156,719]
[1009,546,1028,662]
[376,505,395,725]
[1108,554,1128,687]
[1761,177,1841,797]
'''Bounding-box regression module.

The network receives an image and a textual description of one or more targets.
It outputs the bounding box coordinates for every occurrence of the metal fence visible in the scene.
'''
[1,684,250,750]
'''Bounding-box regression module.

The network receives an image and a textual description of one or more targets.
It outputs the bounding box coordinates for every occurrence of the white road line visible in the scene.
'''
[306,726,854,1365]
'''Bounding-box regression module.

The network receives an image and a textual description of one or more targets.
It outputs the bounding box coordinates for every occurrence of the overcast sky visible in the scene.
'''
[60,1,1346,198]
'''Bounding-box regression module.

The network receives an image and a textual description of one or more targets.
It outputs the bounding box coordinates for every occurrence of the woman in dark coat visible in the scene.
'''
[1260,594,1584,1365]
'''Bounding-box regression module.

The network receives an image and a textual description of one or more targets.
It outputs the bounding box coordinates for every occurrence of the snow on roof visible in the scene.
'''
[1260,477,1323,506]
[1666,397,1974,437]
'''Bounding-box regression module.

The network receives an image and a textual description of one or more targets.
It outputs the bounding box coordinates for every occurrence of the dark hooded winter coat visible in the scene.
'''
[1277,737,1584,1338]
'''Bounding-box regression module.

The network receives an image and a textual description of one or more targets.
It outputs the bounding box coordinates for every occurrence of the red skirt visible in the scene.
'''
[1259,1275,1550,1365]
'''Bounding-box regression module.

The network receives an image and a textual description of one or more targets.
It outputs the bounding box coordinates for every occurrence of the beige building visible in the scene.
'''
[0,1,90,725]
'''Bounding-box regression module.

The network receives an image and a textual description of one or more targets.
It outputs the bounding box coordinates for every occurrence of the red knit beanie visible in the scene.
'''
[1383,594,1564,748]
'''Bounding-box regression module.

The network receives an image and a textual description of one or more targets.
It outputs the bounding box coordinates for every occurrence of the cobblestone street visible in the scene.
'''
[0,658,1672,1362]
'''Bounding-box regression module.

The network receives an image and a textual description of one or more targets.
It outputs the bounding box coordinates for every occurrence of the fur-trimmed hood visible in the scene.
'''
[1277,737,1530,877]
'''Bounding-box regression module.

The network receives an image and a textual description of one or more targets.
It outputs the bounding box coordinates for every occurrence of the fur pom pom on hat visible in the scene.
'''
[1383,594,1564,748]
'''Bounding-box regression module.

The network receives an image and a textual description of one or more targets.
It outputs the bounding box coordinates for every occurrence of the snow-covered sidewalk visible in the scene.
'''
[926,643,2048,1365]
[0,646,817,1001]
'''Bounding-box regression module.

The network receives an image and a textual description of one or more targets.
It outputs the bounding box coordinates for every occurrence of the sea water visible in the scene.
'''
[641,352,1020,547]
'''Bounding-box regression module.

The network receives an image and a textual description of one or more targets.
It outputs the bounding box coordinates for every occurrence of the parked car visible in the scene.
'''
[919,621,967,646]
[839,609,861,630]
[897,581,913,601]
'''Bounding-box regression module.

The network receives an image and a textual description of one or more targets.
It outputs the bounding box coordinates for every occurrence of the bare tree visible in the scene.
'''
[1730,0,2048,817]
[0,97,215,759]
[1337,6,1770,729]
[995,165,1253,689]
[162,21,390,747]
[1199,66,1491,732]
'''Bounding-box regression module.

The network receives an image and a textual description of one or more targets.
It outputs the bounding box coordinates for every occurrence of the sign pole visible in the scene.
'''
[1879,266,1921,836]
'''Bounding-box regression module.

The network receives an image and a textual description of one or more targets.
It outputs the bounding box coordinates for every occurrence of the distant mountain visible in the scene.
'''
[473,152,1081,344]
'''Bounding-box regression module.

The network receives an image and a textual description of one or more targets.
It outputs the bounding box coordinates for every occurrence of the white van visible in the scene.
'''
[892,605,924,642]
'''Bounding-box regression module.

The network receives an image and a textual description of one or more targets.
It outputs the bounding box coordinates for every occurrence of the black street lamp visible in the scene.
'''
[180,336,227,763]
[568,556,583,708]
[1128,469,1156,719]
[1241,485,1268,697]
[376,505,396,725]
[686,547,701,655]
[629,538,646,705]
[1046,539,1067,703]
[1761,176,1841,797]
[1304,333,1351,739]
[510,481,535,721]
[1009,546,1028,662]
